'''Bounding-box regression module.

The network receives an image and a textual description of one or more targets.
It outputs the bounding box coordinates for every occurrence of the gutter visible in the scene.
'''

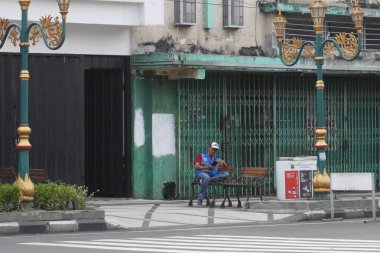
[260,2,380,18]
[131,53,380,75]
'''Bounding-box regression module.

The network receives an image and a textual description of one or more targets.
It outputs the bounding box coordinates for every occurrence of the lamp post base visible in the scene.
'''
[313,192,329,200]
[21,202,33,210]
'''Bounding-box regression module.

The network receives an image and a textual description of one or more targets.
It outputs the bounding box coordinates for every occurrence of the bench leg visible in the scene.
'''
[220,187,227,208]
[188,197,194,206]
[188,183,195,206]
[206,197,211,207]
[244,195,250,209]
[227,195,232,207]
[210,197,216,208]
[237,195,242,208]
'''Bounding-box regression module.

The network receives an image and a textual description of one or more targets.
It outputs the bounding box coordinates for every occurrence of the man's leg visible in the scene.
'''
[210,171,229,182]
[196,172,211,204]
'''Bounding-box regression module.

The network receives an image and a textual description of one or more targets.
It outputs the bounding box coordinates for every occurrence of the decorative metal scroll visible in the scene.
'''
[324,32,359,59]
[0,18,9,41]
[39,15,63,47]
[9,27,20,46]
[29,26,41,45]
[282,37,304,64]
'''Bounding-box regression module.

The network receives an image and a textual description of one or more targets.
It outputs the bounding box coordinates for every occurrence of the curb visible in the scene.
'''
[301,208,380,221]
[0,219,107,235]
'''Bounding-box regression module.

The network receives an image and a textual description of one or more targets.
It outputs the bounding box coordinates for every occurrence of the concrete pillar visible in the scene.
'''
[132,75,178,199]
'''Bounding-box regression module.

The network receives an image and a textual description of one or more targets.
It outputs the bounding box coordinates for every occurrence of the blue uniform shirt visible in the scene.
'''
[195,153,220,176]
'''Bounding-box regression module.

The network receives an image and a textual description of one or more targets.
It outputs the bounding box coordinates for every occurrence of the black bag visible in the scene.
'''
[162,182,176,200]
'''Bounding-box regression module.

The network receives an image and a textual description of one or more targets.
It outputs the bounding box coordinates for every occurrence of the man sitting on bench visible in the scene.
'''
[194,142,229,208]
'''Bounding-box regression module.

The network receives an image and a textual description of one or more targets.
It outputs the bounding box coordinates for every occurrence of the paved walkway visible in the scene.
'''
[89,193,380,230]
[90,199,295,229]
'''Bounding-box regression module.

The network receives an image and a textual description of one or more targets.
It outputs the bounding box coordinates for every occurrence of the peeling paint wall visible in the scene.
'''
[132,0,270,56]
[152,114,176,158]
[134,108,145,148]
[132,0,380,59]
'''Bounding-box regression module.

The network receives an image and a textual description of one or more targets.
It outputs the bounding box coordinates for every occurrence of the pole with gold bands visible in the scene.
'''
[273,0,364,198]
[0,0,71,208]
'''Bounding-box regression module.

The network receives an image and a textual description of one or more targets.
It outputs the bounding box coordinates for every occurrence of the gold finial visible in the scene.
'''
[19,0,31,10]
[314,169,330,193]
[278,0,282,15]
[16,125,32,149]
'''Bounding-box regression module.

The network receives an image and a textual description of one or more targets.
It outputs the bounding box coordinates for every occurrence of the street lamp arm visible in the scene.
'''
[27,17,66,50]
[0,23,21,49]
[322,33,363,61]
[278,40,315,67]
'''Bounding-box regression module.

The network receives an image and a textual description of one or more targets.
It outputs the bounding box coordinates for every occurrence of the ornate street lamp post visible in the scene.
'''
[0,0,70,206]
[273,0,364,197]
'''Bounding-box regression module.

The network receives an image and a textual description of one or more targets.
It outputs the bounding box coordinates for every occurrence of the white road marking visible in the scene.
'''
[20,234,380,253]
[2,218,366,239]
[192,234,380,243]
[98,237,380,248]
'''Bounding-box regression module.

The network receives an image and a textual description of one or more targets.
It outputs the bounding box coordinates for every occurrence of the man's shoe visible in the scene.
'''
[197,199,202,208]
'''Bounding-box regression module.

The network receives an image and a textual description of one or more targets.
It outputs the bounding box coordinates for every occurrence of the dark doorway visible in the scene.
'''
[85,69,131,197]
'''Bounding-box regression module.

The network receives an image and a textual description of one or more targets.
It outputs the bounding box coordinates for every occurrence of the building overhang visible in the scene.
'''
[260,2,380,19]
[131,53,380,77]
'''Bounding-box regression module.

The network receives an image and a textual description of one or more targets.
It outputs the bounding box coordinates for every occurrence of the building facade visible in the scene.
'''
[0,0,164,197]
[131,0,380,199]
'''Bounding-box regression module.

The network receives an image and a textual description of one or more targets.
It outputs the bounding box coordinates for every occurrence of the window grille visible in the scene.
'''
[282,14,380,52]
[175,0,196,25]
[364,19,380,51]
[223,0,244,28]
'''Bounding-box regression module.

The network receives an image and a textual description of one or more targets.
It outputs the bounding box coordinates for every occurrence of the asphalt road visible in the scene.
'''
[2,219,380,253]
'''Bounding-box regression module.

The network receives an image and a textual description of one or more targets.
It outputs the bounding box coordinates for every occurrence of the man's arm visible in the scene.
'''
[194,154,212,170]
[217,159,228,167]
[195,162,213,170]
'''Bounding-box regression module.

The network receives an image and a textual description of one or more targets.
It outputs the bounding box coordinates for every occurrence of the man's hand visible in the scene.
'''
[195,163,213,170]
[217,160,227,167]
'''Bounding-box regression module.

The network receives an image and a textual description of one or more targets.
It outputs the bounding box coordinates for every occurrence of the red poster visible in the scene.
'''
[285,171,299,199]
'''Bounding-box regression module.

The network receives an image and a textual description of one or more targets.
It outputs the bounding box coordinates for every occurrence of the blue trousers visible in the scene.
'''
[196,171,229,200]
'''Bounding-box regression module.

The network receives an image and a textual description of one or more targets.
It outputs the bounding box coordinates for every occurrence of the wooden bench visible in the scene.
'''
[29,169,50,184]
[188,165,236,208]
[220,167,268,208]
[0,167,16,183]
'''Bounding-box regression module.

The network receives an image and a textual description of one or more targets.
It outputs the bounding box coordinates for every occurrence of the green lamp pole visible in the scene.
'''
[273,0,364,197]
[0,0,70,205]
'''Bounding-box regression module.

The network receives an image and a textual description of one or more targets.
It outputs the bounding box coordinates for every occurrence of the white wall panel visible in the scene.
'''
[0,0,164,55]
[1,24,131,55]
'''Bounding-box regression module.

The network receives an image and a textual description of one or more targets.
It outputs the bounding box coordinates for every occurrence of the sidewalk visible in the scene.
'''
[91,198,298,230]
[90,193,380,230]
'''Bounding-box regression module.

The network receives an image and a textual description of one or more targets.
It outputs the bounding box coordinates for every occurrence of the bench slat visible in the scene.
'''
[219,165,235,173]
[0,168,16,183]
[29,169,49,183]
[240,167,268,178]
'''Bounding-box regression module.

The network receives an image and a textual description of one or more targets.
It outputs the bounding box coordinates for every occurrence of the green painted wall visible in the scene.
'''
[151,79,178,199]
[132,75,153,198]
[203,0,215,29]
[132,75,178,199]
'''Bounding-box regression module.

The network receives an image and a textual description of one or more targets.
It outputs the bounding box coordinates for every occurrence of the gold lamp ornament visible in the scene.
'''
[57,0,71,19]
[273,2,287,43]
[309,0,328,34]
[350,0,364,33]
[273,14,287,42]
